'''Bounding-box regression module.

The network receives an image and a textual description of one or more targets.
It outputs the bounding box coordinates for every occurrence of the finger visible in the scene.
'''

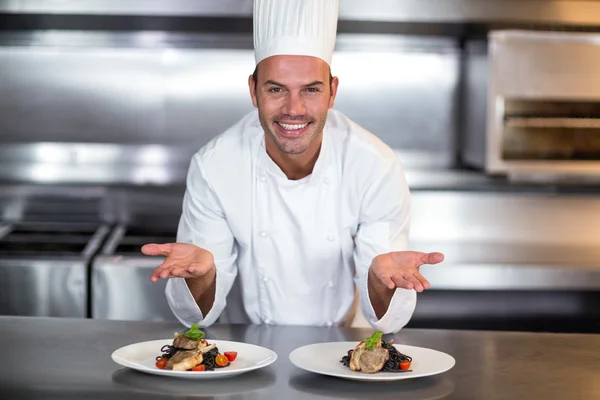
[404,274,424,292]
[187,264,209,276]
[419,252,445,266]
[391,274,413,290]
[153,263,210,281]
[373,272,395,290]
[170,267,194,278]
[141,243,173,257]
[414,272,430,290]
[150,261,178,282]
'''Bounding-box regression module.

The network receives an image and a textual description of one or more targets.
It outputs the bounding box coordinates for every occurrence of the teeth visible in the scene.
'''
[278,122,307,131]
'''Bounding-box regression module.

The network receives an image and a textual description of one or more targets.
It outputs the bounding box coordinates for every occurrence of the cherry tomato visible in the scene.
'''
[224,351,237,362]
[215,354,229,367]
[399,361,411,370]
[155,357,168,369]
[191,364,206,371]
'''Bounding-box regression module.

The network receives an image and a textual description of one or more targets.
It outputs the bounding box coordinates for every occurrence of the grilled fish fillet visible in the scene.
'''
[165,349,203,371]
[173,334,200,350]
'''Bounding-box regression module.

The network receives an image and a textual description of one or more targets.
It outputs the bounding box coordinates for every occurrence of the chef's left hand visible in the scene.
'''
[370,251,445,292]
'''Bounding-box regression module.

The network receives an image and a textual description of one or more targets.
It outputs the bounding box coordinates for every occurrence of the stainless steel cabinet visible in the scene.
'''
[0,221,109,317]
[91,225,179,321]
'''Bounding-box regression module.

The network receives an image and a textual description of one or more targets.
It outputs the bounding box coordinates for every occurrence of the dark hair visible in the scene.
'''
[252,65,334,90]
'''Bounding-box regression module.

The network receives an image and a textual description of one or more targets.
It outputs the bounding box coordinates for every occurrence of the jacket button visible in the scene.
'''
[327,235,334,241]
[259,231,268,238]
[259,176,266,182]
[328,281,335,288]
[323,177,331,185]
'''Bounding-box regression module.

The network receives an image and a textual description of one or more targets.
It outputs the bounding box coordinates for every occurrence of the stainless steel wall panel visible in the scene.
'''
[163,49,256,148]
[333,48,459,153]
[408,191,600,246]
[0,32,459,184]
[2,0,600,27]
[0,47,165,144]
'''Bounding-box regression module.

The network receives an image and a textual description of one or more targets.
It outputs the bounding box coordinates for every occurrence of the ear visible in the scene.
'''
[328,76,339,109]
[248,74,258,108]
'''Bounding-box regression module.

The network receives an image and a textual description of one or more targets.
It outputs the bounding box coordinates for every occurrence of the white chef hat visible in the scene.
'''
[253,0,340,66]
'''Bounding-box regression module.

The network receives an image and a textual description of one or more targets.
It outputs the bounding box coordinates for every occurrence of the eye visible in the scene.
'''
[306,87,319,92]
[268,87,282,93]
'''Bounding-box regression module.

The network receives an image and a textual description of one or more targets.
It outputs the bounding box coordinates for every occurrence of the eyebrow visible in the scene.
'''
[263,80,325,88]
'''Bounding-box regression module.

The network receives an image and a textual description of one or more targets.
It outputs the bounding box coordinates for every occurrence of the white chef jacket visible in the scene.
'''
[165,108,416,334]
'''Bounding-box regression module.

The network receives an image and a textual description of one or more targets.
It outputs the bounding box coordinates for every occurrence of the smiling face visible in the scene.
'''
[248,55,339,158]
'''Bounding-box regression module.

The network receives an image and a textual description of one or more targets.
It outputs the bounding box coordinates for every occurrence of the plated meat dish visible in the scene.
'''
[155,324,237,371]
[340,331,412,373]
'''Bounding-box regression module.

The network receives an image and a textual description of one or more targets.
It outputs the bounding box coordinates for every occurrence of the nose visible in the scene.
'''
[282,91,306,117]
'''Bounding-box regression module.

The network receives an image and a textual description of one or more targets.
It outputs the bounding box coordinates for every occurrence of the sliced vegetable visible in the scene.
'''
[191,364,206,371]
[399,361,411,370]
[224,351,237,362]
[155,357,168,369]
[215,354,229,367]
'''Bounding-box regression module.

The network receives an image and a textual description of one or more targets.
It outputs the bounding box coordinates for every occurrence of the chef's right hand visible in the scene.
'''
[141,243,215,282]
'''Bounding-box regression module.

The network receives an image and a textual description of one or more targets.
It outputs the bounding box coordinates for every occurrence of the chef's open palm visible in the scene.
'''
[371,251,444,292]
[142,243,214,282]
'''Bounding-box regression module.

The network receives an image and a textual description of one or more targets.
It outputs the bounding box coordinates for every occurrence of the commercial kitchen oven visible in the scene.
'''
[0,221,110,318]
[462,30,600,181]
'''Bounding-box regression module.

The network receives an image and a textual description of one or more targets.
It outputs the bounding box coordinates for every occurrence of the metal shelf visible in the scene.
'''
[1,0,600,26]
[506,117,600,129]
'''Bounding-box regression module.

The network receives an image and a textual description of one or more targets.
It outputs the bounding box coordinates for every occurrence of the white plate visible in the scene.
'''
[289,341,455,382]
[112,339,277,380]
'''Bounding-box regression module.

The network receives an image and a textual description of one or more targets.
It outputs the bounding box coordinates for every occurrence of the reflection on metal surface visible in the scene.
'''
[419,263,600,291]
[0,260,86,317]
[0,143,193,165]
[92,258,177,322]
[0,222,110,318]
[2,0,600,26]
[288,373,455,400]
[414,290,585,318]
[91,225,178,321]
[505,117,600,129]
[0,46,164,144]
[0,33,458,184]
[409,191,600,246]
[1,0,255,17]
[111,368,277,397]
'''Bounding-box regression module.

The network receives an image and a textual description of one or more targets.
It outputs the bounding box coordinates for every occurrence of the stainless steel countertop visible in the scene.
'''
[1,316,598,399]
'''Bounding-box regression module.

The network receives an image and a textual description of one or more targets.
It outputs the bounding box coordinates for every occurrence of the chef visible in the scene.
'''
[142,0,444,334]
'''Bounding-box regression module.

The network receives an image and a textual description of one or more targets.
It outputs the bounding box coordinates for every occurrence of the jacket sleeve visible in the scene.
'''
[165,154,238,328]
[353,157,416,334]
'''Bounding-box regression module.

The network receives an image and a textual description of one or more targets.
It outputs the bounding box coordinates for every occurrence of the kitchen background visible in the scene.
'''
[1,0,599,333]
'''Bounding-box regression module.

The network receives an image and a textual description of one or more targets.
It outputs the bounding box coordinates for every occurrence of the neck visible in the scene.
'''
[265,133,323,180]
